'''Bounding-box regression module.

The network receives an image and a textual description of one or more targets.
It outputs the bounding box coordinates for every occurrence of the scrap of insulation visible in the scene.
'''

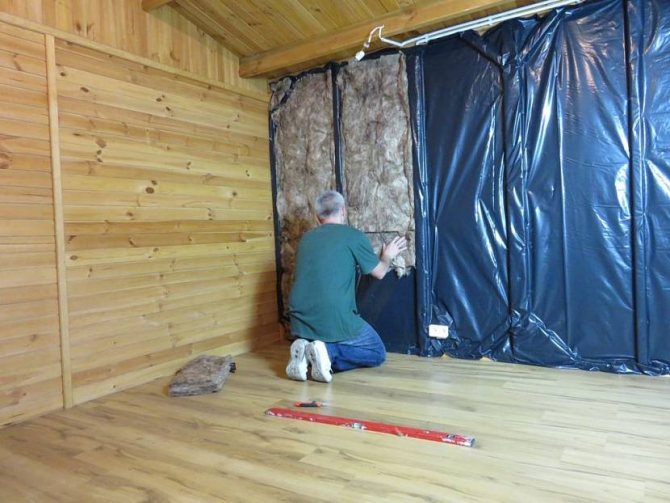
[265,407,475,447]
[271,72,337,316]
[338,54,415,276]
[168,355,236,397]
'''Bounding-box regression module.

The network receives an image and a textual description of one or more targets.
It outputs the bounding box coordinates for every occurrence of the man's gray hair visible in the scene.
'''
[315,190,345,219]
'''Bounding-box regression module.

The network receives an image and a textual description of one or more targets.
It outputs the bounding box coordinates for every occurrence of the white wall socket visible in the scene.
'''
[428,324,449,339]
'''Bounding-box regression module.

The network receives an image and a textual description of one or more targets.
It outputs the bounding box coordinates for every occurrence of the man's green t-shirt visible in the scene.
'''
[288,224,379,343]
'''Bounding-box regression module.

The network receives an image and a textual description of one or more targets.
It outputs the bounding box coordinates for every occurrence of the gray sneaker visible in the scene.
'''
[305,341,332,383]
[286,339,308,381]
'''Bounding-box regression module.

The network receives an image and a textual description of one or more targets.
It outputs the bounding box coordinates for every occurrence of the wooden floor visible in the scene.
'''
[1,343,669,502]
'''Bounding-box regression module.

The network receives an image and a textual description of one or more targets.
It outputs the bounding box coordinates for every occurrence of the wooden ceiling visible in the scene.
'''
[143,0,538,79]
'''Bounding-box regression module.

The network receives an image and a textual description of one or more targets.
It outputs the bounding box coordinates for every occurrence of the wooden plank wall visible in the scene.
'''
[57,41,278,404]
[0,15,277,425]
[0,23,63,424]
[0,0,267,98]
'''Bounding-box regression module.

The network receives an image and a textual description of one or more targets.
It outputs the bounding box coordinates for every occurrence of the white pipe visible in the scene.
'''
[373,0,583,49]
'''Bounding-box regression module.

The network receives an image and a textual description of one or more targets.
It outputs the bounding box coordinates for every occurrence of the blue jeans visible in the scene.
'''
[325,322,386,372]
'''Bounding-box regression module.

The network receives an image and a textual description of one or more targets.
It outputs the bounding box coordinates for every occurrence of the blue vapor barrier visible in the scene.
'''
[269,0,670,373]
[408,0,670,373]
[627,0,670,370]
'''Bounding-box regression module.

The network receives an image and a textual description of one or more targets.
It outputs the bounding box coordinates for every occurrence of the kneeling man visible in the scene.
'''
[286,190,407,383]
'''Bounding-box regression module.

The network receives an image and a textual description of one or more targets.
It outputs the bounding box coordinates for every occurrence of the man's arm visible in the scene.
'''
[369,236,408,280]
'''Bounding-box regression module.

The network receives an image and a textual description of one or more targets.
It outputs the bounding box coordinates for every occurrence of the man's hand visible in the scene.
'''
[370,235,408,279]
[381,236,408,264]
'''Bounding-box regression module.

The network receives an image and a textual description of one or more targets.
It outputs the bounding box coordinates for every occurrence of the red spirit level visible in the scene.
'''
[265,407,475,447]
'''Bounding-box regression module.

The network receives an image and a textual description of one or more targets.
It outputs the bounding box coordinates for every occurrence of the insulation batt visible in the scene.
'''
[338,54,415,276]
[271,72,336,316]
[168,355,236,397]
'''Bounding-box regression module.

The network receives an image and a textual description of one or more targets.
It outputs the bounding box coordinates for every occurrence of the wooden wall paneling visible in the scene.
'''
[0,20,63,426]
[0,1,278,428]
[55,68,267,138]
[55,92,270,158]
[54,42,277,405]
[1,4,278,425]
[0,0,268,98]
[0,47,47,76]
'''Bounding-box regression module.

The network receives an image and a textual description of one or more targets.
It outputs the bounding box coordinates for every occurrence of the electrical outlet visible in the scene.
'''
[428,324,449,339]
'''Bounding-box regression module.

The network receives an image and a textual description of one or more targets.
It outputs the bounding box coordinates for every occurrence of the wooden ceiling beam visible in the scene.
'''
[142,0,174,12]
[239,0,519,79]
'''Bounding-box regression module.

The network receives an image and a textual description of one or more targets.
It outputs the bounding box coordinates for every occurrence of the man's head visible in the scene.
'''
[315,190,346,224]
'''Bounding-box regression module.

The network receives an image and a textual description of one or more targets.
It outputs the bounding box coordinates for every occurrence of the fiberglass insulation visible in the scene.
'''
[271,72,336,316]
[338,54,415,275]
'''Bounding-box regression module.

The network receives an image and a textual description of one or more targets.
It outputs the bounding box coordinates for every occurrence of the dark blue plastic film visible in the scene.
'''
[523,2,634,362]
[422,37,510,357]
[414,0,670,373]
[629,0,670,370]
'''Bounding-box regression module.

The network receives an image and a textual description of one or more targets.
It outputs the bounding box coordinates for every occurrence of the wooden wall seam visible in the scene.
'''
[0,10,269,103]
[45,33,73,408]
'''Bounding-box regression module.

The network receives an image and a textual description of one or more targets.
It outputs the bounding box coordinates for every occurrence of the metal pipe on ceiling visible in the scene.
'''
[357,0,582,58]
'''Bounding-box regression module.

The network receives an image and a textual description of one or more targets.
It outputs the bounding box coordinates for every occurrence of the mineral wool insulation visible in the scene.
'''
[338,54,415,275]
[271,71,336,315]
[271,55,415,319]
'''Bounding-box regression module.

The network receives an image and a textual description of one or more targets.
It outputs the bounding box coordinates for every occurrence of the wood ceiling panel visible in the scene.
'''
[374,0,409,11]
[143,0,548,77]
[159,0,425,57]
[170,0,267,55]
[341,0,388,18]
[222,1,296,47]
[296,0,371,29]
[236,1,316,44]
[273,0,329,38]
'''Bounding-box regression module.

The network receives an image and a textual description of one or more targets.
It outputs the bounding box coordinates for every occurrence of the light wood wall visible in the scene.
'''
[0,15,277,426]
[0,0,267,98]
[0,23,64,425]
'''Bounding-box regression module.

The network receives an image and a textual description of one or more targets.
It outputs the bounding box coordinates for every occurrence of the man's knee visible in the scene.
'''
[371,346,386,367]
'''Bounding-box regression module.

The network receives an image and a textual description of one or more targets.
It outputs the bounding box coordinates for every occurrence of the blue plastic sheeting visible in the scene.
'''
[410,0,670,373]
[628,0,670,369]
